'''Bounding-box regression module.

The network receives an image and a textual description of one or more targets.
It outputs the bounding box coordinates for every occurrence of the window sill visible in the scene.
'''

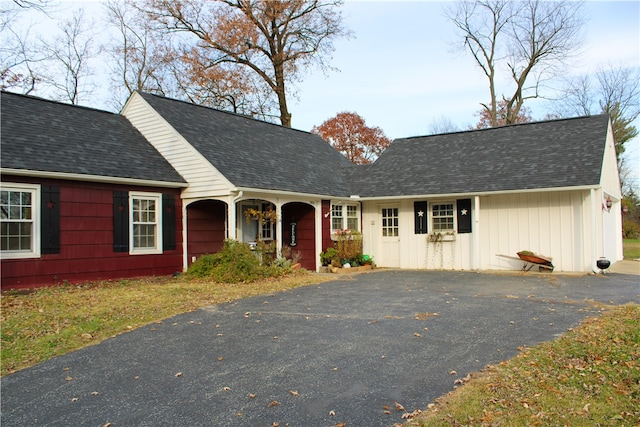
[330,233,363,241]
[1,251,40,260]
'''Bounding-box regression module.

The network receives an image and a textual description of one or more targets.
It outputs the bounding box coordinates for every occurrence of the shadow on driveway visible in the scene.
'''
[2,270,638,427]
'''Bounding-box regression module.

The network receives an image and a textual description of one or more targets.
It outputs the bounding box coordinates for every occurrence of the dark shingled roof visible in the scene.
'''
[348,115,610,198]
[138,92,354,197]
[1,91,185,184]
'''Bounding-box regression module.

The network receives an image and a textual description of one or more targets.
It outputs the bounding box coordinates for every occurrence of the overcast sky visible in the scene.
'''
[14,0,640,189]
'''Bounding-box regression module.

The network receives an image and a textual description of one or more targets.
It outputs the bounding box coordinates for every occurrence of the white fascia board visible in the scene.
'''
[232,186,343,201]
[357,185,600,201]
[1,168,188,189]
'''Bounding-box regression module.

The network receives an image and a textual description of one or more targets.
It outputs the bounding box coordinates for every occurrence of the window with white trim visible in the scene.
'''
[130,192,162,254]
[0,184,40,259]
[331,203,360,233]
[432,203,454,231]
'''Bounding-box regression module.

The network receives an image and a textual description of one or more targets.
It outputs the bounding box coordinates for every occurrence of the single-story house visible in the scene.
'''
[1,90,622,288]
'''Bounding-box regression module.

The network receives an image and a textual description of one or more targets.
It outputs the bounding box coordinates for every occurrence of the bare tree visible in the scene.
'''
[39,8,98,104]
[103,0,173,108]
[447,0,584,127]
[1,0,54,92]
[553,65,640,157]
[427,115,460,135]
[141,0,350,127]
[1,25,43,93]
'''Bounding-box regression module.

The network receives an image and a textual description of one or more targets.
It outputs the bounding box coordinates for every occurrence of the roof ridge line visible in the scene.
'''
[400,114,608,140]
[1,90,116,116]
[137,91,319,137]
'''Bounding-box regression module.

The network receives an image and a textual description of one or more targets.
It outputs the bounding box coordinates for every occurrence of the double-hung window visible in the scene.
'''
[331,203,360,234]
[130,192,162,254]
[0,184,40,259]
[432,203,454,231]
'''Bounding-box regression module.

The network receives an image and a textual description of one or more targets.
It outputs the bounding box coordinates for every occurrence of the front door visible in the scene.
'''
[380,206,400,267]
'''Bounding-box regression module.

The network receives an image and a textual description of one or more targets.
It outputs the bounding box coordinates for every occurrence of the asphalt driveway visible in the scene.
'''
[2,270,638,427]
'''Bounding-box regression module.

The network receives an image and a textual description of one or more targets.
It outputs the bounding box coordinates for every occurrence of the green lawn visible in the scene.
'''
[407,304,640,426]
[0,272,332,376]
[624,239,640,259]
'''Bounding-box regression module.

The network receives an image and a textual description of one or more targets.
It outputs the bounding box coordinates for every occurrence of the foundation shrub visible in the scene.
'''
[188,240,290,283]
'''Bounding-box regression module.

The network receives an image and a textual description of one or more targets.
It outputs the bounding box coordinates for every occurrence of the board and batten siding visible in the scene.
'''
[122,93,234,200]
[481,191,592,272]
[362,190,595,272]
[360,199,475,271]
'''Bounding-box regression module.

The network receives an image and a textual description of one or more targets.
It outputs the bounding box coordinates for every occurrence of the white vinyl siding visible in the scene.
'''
[122,93,234,199]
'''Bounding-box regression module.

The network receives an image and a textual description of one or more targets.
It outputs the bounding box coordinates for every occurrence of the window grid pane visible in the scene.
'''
[432,203,455,231]
[331,205,343,232]
[346,205,359,231]
[382,208,399,237]
[132,197,158,249]
[1,189,34,252]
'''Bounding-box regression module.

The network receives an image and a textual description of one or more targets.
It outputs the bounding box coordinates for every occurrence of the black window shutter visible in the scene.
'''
[41,185,60,254]
[162,193,176,251]
[414,201,428,234]
[457,198,472,234]
[113,191,129,252]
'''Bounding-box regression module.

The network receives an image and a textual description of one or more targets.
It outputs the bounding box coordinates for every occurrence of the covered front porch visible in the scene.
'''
[182,193,323,272]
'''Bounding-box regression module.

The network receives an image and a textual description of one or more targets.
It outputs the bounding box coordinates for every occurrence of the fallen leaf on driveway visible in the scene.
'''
[394,401,405,411]
[174,372,183,377]
[288,390,299,396]
[415,312,439,320]
[401,409,422,419]
[268,400,280,407]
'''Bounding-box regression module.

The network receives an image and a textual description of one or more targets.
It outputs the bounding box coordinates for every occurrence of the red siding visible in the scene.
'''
[186,200,226,263]
[282,202,316,270]
[1,176,183,289]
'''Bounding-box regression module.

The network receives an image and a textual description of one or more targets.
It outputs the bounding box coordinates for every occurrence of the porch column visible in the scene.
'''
[227,195,237,240]
[315,200,323,271]
[275,200,283,257]
[182,200,189,272]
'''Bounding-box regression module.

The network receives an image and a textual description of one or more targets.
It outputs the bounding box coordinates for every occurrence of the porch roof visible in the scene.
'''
[139,93,354,198]
[348,115,610,198]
